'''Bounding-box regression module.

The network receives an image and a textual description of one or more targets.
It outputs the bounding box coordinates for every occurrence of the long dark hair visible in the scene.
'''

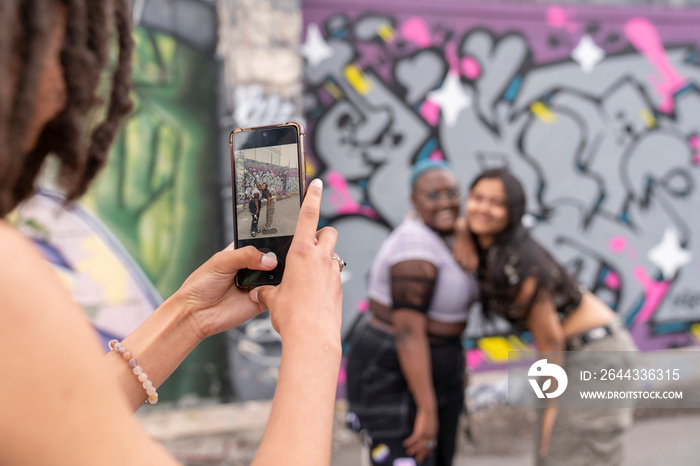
[0,0,133,217]
[469,169,580,325]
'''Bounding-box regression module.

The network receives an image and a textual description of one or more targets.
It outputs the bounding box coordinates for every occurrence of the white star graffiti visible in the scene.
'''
[426,72,472,127]
[300,23,333,67]
[647,227,692,280]
[571,34,605,74]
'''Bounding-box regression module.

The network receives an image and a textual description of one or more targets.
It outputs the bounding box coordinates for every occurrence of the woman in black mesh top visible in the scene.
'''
[346,159,479,466]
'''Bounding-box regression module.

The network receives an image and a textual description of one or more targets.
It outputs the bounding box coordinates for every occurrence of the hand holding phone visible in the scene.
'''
[249,178,343,337]
[230,122,306,289]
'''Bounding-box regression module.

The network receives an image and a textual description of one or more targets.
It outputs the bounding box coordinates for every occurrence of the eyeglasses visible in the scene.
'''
[415,188,460,202]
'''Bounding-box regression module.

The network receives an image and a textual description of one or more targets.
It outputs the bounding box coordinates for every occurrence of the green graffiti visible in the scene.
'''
[86,27,219,298]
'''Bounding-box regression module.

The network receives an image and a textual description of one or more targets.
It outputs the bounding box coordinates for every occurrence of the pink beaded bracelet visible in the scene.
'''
[109,339,159,405]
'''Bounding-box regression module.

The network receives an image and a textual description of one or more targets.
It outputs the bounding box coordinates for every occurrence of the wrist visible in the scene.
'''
[279,319,342,356]
[414,395,438,415]
[279,330,343,379]
[281,329,342,355]
[161,290,208,346]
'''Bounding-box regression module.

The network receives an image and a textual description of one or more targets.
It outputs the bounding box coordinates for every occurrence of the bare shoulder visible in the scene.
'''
[0,219,83,336]
[0,220,54,290]
[0,219,44,254]
[0,221,69,305]
[0,222,178,465]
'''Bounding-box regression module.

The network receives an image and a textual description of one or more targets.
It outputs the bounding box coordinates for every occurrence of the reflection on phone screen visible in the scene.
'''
[231,125,304,288]
[233,143,301,241]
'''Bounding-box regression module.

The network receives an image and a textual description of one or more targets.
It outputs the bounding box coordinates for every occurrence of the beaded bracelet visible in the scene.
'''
[109,339,159,405]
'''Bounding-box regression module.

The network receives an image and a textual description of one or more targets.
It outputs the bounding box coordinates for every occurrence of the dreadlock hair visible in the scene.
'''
[0,0,134,217]
[469,169,581,328]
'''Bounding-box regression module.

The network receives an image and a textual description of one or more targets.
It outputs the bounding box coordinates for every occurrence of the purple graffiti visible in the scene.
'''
[303,0,700,359]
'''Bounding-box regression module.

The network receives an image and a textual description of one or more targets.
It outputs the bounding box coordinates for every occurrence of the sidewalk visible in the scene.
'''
[137,400,700,465]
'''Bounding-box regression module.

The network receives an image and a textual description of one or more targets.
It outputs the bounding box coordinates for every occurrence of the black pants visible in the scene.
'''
[346,322,465,466]
[250,212,259,233]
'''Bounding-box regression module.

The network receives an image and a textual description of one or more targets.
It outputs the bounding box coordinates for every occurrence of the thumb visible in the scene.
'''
[250,285,279,333]
[249,285,275,311]
[200,246,277,278]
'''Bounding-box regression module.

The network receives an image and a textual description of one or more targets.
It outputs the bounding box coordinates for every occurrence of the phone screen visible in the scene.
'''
[230,124,305,288]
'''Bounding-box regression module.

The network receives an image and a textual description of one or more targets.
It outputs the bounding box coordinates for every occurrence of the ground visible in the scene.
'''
[137,400,700,465]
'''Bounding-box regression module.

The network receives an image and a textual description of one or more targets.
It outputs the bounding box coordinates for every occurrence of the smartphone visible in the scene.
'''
[230,122,306,289]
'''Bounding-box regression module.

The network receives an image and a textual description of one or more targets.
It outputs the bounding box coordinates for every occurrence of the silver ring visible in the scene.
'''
[331,255,347,272]
[424,439,437,449]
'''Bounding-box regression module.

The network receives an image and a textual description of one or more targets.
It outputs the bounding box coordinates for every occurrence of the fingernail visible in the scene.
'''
[310,178,323,189]
[249,288,259,303]
[261,254,277,268]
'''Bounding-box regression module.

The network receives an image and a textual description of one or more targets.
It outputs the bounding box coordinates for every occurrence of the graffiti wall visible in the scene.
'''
[302,0,700,371]
[234,159,299,204]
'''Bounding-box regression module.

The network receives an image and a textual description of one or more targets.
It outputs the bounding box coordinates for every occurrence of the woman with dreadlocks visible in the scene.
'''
[0,2,342,465]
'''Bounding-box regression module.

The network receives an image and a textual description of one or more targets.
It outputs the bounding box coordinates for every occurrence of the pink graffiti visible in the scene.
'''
[466,348,484,369]
[325,171,379,219]
[545,6,577,32]
[632,266,672,326]
[690,135,700,165]
[420,99,441,126]
[625,18,687,114]
[461,56,481,80]
[357,298,369,313]
[604,271,621,290]
[445,42,459,74]
[337,357,347,385]
[609,235,628,253]
[419,42,461,125]
[400,17,432,48]
[429,149,444,161]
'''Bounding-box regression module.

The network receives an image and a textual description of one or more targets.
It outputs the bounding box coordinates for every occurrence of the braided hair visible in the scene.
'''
[0,0,133,216]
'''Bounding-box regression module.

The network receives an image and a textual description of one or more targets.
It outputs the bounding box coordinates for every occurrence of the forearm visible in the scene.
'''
[537,338,565,369]
[253,331,342,466]
[105,292,201,411]
[395,329,437,413]
[534,334,565,443]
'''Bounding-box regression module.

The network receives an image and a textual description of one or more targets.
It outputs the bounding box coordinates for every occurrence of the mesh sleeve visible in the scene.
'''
[390,260,438,314]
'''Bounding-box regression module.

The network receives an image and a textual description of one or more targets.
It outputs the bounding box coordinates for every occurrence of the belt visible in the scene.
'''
[565,317,623,351]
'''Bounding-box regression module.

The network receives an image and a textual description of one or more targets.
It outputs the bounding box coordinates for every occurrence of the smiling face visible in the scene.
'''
[466,177,509,246]
[411,168,461,233]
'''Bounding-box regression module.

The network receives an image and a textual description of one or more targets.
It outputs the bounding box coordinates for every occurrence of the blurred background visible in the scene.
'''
[12,0,700,463]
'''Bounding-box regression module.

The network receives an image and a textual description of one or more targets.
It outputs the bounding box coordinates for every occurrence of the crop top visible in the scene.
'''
[368,217,479,323]
[476,242,585,329]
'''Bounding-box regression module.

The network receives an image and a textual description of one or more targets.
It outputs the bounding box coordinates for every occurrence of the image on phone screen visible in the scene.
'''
[231,125,304,288]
